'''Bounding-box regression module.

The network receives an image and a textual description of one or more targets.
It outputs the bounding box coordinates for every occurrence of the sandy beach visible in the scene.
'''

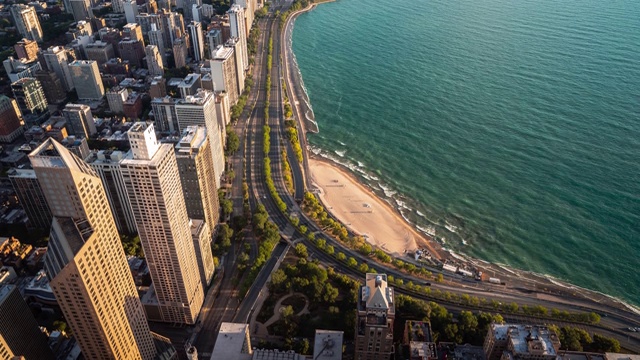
[308,158,445,258]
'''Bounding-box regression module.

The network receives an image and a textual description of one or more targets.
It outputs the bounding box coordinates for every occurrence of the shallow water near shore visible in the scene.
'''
[291,0,640,305]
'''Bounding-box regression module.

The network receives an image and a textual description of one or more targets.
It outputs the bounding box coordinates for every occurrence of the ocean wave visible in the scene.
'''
[334,149,346,157]
[417,225,436,236]
[378,183,397,197]
[416,210,426,218]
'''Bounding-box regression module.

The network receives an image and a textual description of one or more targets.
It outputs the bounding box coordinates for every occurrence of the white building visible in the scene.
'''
[210,45,238,105]
[145,45,164,76]
[228,5,248,72]
[106,86,129,114]
[187,21,205,62]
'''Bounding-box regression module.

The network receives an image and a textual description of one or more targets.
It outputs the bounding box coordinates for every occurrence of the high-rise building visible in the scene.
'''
[151,96,179,134]
[178,73,202,98]
[148,23,166,61]
[106,86,129,114]
[119,38,146,69]
[14,38,39,62]
[8,168,52,230]
[175,126,220,230]
[0,285,55,359]
[150,76,167,98]
[210,323,253,360]
[207,29,222,57]
[62,103,96,138]
[124,0,139,23]
[182,0,202,20]
[234,0,254,34]
[68,60,104,100]
[41,46,74,92]
[69,0,94,22]
[484,324,560,360]
[120,122,204,324]
[189,219,214,287]
[85,41,115,65]
[225,38,245,98]
[173,36,188,68]
[86,150,138,234]
[210,45,239,105]
[35,70,67,105]
[29,139,157,360]
[0,95,25,143]
[214,92,230,143]
[9,5,43,42]
[123,23,144,43]
[112,0,125,13]
[187,21,205,62]
[174,90,224,188]
[145,45,164,76]
[355,273,395,360]
[227,5,248,72]
[11,77,48,120]
[3,56,42,84]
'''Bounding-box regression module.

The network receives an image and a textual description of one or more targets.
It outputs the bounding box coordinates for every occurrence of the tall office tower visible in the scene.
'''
[148,0,159,13]
[225,38,245,97]
[210,45,239,105]
[106,86,129,114]
[85,41,115,65]
[169,11,186,40]
[148,23,166,61]
[112,0,125,12]
[119,39,146,68]
[175,90,224,188]
[145,45,164,76]
[62,103,96,138]
[235,0,254,33]
[8,169,51,230]
[189,219,214,287]
[69,0,94,22]
[206,29,222,57]
[227,5,248,72]
[123,23,144,43]
[124,0,139,23]
[35,70,67,105]
[120,122,204,324]
[10,77,48,119]
[29,139,157,360]
[151,97,179,134]
[181,0,201,20]
[173,36,188,68]
[187,21,205,62]
[3,56,41,84]
[150,76,167,98]
[0,285,55,359]
[0,95,25,143]
[98,27,123,57]
[41,46,74,92]
[68,60,104,100]
[175,126,220,230]
[14,38,39,62]
[86,150,137,234]
[355,273,395,360]
[9,5,43,42]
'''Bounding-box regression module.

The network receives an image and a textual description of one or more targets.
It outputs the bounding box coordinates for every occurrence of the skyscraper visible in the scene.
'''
[175,126,220,230]
[355,273,395,360]
[228,5,248,72]
[68,60,104,100]
[174,90,225,188]
[187,21,205,62]
[10,77,48,121]
[29,139,157,360]
[190,219,214,287]
[173,36,188,68]
[14,38,39,62]
[69,0,94,22]
[148,23,166,61]
[35,70,67,105]
[86,150,138,234]
[41,46,74,92]
[0,95,25,143]
[124,0,139,23]
[206,29,223,57]
[145,45,164,76]
[0,285,55,359]
[9,5,43,42]
[151,96,179,134]
[8,168,52,230]
[120,122,204,324]
[62,103,96,138]
[210,45,239,105]
[225,37,246,98]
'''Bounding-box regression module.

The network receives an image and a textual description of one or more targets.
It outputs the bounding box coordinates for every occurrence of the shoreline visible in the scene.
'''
[283,1,640,315]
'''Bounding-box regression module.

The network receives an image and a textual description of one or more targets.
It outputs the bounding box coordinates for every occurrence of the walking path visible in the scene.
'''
[253,292,309,337]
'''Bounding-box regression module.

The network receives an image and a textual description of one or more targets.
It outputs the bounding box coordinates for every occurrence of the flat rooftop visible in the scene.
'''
[210,323,251,360]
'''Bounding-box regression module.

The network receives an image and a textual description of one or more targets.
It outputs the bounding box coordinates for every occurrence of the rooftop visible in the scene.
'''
[313,330,343,360]
[176,126,207,153]
[0,284,14,304]
[492,324,559,356]
[360,273,394,313]
[210,323,251,360]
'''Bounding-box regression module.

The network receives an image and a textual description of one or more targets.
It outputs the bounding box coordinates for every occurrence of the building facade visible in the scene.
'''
[187,21,205,62]
[151,96,179,134]
[14,38,39,62]
[29,139,157,360]
[41,46,75,92]
[9,5,43,42]
[120,122,204,324]
[10,77,48,122]
[227,5,248,72]
[210,45,239,105]
[145,45,165,76]
[62,103,96,138]
[68,60,105,100]
[0,95,25,143]
[190,219,214,287]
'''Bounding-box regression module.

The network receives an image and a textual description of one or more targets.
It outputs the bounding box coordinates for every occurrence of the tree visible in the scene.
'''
[270,269,288,293]
[217,224,233,250]
[358,243,372,255]
[436,273,444,283]
[337,252,346,261]
[225,130,240,155]
[52,320,68,333]
[323,283,339,303]
[294,243,308,258]
[358,263,369,273]
[347,257,358,268]
[325,245,334,255]
[281,305,295,319]
[221,198,233,218]
[590,334,620,353]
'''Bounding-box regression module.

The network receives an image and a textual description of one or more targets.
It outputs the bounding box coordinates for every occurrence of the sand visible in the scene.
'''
[308,158,444,257]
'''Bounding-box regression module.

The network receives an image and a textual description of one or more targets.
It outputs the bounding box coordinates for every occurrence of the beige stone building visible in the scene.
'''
[29,139,157,360]
[121,122,204,324]
[355,273,395,360]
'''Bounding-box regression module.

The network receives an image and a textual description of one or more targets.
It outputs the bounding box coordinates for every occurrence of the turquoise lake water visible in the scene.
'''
[291,0,640,305]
